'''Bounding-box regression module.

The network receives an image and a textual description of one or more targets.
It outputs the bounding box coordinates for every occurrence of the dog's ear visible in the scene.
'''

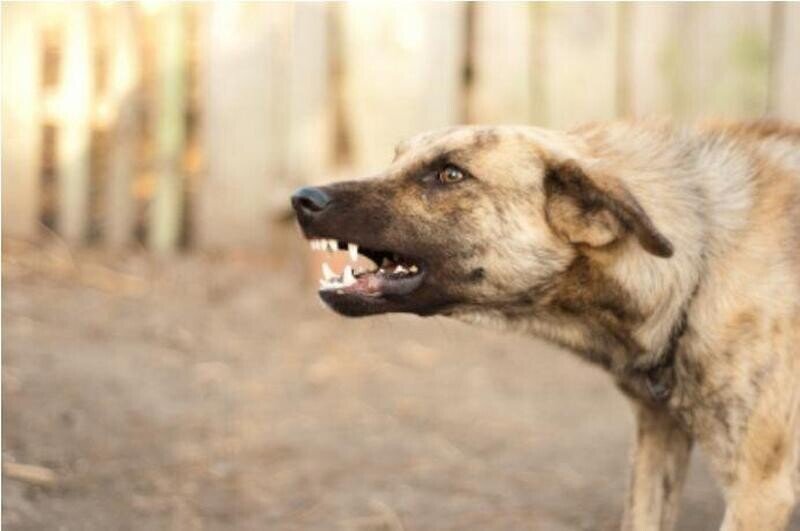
[543,160,674,258]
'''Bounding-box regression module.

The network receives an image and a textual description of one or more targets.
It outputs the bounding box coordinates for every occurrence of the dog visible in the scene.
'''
[290,120,800,530]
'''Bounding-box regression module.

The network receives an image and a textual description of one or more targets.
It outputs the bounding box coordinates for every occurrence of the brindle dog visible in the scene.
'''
[291,120,800,530]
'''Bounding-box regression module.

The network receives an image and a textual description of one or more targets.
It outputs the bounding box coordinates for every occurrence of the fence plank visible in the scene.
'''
[282,3,331,196]
[541,3,619,129]
[105,3,140,247]
[57,4,93,242]
[769,3,800,121]
[685,3,771,119]
[469,2,533,125]
[338,3,466,175]
[1,4,42,239]
[630,3,771,120]
[626,3,673,119]
[148,4,186,252]
[197,4,291,248]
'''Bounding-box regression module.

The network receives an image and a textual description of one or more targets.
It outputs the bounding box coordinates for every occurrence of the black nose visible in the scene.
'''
[291,186,331,217]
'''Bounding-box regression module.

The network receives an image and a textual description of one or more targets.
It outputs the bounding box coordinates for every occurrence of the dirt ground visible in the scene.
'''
[3,234,798,530]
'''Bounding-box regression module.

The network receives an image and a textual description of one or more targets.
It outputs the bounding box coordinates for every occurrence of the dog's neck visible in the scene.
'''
[450,252,694,403]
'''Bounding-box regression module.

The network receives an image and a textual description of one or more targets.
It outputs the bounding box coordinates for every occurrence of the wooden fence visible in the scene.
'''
[2,2,799,251]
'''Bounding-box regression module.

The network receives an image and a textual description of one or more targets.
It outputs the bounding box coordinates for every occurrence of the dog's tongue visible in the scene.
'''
[348,270,424,297]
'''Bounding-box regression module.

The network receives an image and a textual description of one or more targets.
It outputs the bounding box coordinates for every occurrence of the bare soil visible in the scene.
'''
[3,235,798,530]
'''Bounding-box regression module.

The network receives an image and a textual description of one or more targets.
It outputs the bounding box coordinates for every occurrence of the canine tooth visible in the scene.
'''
[409,265,418,273]
[348,243,358,262]
[322,262,336,280]
[343,265,355,286]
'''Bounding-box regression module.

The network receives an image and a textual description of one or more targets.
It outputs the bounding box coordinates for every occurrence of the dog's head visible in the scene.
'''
[291,126,673,317]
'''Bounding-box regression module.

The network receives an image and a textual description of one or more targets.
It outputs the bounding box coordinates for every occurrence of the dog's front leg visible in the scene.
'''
[622,402,693,531]
[702,406,798,531]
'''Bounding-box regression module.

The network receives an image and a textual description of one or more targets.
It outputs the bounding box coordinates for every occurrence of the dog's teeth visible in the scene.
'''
[394,265,407,274]
[328,239,338,252]
[322,262,336,280]
[320,277,342,290]
[409,265,418,273]
[343,265,355,286]
[381,257,392,268]
[348,243,358,262]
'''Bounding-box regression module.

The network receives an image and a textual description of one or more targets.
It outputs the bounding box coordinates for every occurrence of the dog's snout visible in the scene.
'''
[291,186,331,219]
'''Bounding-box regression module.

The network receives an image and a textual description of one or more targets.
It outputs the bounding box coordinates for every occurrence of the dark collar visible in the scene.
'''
[639,278,699,403]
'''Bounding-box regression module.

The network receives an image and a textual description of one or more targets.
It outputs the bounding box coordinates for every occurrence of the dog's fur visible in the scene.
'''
[292,120,800,530]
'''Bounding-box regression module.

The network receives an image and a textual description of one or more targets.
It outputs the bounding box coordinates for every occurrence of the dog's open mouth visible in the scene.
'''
[307,238,426,302]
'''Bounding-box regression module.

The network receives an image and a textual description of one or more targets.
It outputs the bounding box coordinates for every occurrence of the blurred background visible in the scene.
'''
[2,2,799,530]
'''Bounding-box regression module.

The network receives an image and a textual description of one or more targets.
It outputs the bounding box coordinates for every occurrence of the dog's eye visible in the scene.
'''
[438,166,465,184]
